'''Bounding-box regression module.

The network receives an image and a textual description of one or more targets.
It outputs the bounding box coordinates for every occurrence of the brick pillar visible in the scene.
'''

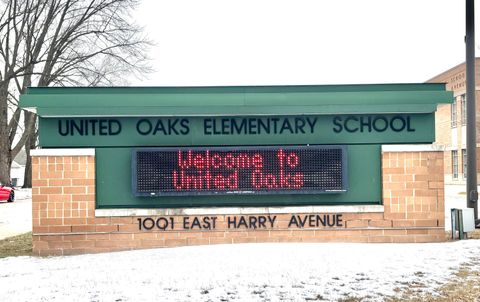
[382,146,445,242]
[31,150,95,256]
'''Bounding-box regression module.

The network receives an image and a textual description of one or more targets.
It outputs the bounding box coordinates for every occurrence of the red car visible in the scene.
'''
[0,183,14,202]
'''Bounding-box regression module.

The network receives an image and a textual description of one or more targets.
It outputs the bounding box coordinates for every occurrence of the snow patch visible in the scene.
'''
[1,240,480,301]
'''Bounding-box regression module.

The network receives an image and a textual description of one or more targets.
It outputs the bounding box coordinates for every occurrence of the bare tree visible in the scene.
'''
[0,0,151,187]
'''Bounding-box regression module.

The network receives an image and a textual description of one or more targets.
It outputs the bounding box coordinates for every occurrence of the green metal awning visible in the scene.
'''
[20,84,453,117]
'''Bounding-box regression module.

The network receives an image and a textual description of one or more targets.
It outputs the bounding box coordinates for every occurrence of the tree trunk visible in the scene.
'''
[22,132,36,188]
[23,150,32,188]
[0,145,12,185]
[0,84,12,185]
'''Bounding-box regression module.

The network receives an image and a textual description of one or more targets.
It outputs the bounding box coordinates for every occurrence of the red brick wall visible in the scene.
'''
[31,149,446,256]
[382,151,444,229]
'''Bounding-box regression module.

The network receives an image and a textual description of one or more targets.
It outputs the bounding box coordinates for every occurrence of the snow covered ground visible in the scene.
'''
[13,188,32,201]
[0,189,32,240]
[1,240,480,301]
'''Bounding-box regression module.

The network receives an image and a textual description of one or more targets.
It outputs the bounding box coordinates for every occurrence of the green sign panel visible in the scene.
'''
[39,113,434,147]
[96,145,381,208]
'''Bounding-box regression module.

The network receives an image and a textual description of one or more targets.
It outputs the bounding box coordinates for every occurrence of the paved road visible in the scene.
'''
[0,189,32,240]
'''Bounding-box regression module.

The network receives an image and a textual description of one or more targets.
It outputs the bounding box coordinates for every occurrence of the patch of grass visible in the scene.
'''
[386,260,480,302]
[0,232,32,258]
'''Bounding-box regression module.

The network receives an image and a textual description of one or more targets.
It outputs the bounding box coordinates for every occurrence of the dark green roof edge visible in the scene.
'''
[25,83,448,95]
[20,83,453,117]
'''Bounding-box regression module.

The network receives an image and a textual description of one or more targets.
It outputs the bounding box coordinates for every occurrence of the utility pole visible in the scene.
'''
[466,0,478,222]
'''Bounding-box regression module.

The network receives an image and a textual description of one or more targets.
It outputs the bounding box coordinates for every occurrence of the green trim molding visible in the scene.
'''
[21,84,452,117]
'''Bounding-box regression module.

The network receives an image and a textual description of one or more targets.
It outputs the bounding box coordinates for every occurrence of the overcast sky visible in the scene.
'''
[130,0,476,86]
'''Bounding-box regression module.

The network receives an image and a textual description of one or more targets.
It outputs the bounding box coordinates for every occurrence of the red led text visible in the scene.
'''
[172,149,304,191]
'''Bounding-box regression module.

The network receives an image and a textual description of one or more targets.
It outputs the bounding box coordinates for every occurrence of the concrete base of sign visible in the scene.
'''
[31,146,446,256]
[94,205,385,217]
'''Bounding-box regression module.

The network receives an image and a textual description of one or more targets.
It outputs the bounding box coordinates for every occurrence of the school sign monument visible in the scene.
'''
[20,84,452,255]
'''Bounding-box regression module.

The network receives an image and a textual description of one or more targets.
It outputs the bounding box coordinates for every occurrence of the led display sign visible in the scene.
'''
[132,145,347,196]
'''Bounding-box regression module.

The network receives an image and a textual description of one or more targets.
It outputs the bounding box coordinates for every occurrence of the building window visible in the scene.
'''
[452,150,458,179]
[451,97,457,128]
[462,149,467,179]
[461,94,466,126]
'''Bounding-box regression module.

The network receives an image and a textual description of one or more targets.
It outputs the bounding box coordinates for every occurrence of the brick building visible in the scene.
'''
[428,59,480,186]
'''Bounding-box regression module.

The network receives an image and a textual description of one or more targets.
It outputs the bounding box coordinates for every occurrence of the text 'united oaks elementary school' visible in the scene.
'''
[56,115,416,137]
